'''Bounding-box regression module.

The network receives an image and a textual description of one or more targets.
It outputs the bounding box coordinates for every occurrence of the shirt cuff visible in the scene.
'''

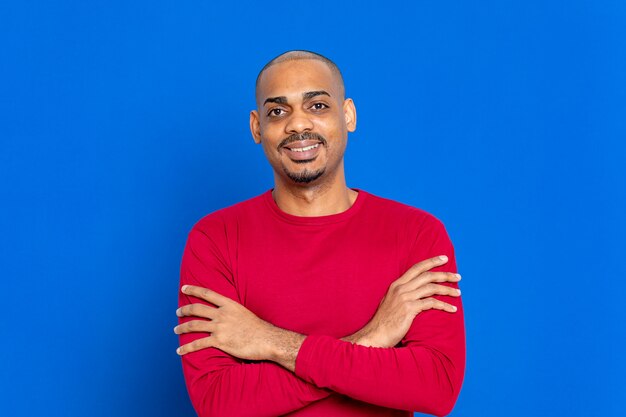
[294,334,334,387]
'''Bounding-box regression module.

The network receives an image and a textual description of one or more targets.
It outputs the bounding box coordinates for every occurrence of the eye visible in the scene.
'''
[268,108,285,117]
[310,103,329,111]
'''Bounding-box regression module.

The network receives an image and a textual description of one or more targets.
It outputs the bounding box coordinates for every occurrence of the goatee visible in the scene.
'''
[284,167,325,184]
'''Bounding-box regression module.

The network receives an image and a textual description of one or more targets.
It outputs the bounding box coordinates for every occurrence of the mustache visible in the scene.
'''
[278,132,327,150]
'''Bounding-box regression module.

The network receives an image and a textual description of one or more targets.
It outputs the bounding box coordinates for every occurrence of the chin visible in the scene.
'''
[283,167,326,184]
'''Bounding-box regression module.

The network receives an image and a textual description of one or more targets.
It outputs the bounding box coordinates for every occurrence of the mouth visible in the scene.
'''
[281,140,323,161]
[285,143,320,152]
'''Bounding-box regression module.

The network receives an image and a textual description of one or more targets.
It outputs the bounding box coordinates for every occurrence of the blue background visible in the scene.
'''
[1,1,624,416]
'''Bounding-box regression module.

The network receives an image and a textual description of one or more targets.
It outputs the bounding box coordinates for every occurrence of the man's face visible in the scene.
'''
[250,59,356,185]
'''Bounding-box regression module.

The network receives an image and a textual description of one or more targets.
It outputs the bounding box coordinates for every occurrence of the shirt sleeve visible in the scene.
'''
[179,223,332,417]
[293,217,465,417]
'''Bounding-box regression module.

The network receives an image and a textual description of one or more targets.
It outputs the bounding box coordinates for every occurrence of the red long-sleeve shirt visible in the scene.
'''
[178,189,465,416]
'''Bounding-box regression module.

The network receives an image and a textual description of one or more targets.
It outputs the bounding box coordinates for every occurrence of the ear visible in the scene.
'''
[343,98,357,132]
[250,110,262,144]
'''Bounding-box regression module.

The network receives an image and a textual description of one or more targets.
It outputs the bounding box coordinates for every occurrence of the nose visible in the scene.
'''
[284,110,314,135]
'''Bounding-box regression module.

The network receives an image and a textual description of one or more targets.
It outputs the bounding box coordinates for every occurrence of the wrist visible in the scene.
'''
[355,333,382,347]
[265,326,306,372]
[348,321,402,348]
[342,327,381,347]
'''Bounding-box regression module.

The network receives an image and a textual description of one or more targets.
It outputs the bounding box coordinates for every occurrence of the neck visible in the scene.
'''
[272,167,358,217]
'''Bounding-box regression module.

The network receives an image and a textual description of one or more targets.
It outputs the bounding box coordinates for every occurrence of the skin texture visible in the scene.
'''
[175,55,461,373]
[250,58,357,216]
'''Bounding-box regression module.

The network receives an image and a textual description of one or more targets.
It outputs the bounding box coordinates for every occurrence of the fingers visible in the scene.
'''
[412,297,458,314]
[176,285,229,356]
[404,271,461,292]
[181,285,231,307]
[395,255,450,286]
[174,318,217,356]
[176,336,214,356]
[410,282,462,301]
[176,303,218,319]
[174,319,215,335]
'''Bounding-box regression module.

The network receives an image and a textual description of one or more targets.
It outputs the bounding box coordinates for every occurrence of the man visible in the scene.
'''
[174,50,465,417]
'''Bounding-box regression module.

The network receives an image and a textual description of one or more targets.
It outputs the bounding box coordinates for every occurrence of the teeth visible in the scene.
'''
[290,143,320,152]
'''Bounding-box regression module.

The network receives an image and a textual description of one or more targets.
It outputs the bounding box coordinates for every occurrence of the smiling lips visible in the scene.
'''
[282,140,323,161]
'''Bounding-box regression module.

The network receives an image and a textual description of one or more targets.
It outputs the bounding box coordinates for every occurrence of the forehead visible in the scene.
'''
[256,59,340,104]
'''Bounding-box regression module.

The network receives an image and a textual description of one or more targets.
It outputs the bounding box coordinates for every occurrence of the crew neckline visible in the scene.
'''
[263,188,367,226]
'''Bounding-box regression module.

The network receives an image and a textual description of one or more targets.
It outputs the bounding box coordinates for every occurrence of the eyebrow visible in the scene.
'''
[263,90,331,106]
[264,96,288,105]
[303,90,331,101]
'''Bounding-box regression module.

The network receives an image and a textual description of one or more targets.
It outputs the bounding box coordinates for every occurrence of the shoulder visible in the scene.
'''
[359,190,455,268]
[360,189,446,231]
[191,191,268,236]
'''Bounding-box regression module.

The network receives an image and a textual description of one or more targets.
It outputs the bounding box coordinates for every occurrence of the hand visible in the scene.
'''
[175,285,275,360]
[174,285,305,371]
[344,255,461,348]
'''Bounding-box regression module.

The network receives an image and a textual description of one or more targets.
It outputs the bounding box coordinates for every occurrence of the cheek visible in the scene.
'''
[316,117,346,139]
[261,141,278,160]
[259,119,282,138]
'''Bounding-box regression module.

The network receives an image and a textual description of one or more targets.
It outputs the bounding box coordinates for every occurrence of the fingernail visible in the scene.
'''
[176,347,182,355]
[176,308,182,317]
[457,289,462,295]
[439,255,448,261]
[455,273,461,280]
[452,306,457,311]
[173,326,179,334]
[181,285,188,293]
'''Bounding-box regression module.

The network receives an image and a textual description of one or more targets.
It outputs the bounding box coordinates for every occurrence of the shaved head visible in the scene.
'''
[255,50,345,99]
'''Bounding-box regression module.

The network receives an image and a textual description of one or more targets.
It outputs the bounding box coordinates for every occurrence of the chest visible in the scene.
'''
[234,223,404,337]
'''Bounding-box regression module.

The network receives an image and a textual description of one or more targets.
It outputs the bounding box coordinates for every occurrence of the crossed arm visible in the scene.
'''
[175,226,465,417]
[176,256,459,366]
